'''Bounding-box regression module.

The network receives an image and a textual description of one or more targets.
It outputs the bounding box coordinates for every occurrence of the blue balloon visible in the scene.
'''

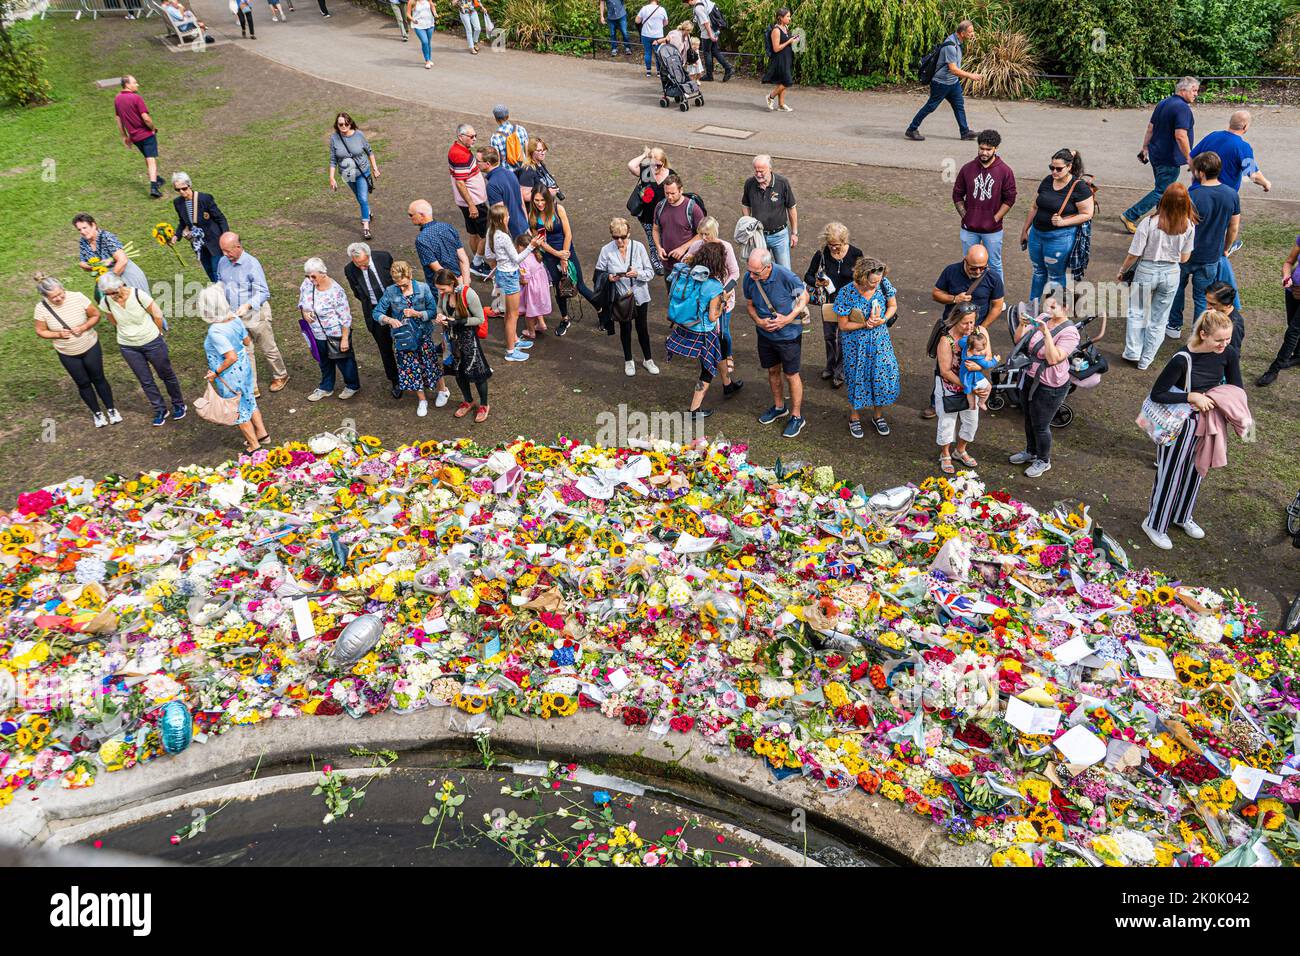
[160,701,193,754]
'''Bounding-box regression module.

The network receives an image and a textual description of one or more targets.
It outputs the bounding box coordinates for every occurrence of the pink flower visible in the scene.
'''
[643,851,660,867]
[322,764,333,774]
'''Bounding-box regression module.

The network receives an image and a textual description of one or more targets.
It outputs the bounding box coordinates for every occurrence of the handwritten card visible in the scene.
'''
[1053,725,1107,768]
[1004,695,1061,736]
[1130,645,1177,680]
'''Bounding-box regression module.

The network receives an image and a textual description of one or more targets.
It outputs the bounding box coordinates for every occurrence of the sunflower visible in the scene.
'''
[359,435,382,449]
[609,541,627,559]
[1154,586,1176,605]
[1132,589,1152,607]
[454,693,488,714]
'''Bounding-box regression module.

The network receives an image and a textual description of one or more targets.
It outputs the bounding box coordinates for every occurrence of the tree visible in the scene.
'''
[0,0,52,107]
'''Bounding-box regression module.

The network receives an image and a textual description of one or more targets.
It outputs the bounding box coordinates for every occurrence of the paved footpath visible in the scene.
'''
[192,0,1300,205]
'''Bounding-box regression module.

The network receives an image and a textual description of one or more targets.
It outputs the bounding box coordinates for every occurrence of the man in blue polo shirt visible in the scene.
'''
[1191,109,1270,281]
[744,248,809,439]
[1121,76,1199,233]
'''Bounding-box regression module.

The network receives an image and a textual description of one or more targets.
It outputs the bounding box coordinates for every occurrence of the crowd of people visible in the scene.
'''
[47,35,1294,553]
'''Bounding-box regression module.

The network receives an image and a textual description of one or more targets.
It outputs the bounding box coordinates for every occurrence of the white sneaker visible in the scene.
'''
[504,349,530,362]
[1176,518,1205,539]
[1137,360,1151,371]
[625,361,636,376]
[643,359,659,374]
[1165,326,1182,339]
[416,399,428,417]
[1008,450,1035,465]
[307,388,332,402]
[93,412,108,428]
[338,387,358,400]
[1025,459,1052,478]
[1142,520,1173,550]
[106,408,123,424]
[435,390,450,408]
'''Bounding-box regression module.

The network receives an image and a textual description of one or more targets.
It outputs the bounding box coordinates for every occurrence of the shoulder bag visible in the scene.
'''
[1136,351,1195,445]
[40,299,80,336]
[808,246,835,306]
[609,244,637,324]
[751,268,810,328]
[938,334,970,413]
[194,369,241,426]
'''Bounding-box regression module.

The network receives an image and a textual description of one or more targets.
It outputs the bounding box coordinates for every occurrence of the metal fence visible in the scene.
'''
[41,0,154,18]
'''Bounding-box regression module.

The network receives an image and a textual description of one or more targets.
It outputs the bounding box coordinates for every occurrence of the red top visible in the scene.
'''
[114,90,154,143]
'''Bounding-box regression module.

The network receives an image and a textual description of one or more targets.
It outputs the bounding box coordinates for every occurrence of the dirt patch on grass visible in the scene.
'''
[6,20,1299,621]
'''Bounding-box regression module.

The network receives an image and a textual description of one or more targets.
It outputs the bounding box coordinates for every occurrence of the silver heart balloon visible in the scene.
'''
[332,614,384,666]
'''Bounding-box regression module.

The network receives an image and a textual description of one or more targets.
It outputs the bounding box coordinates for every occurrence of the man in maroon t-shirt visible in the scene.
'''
[114,75,162,198]
[951,128,1016,281]
[651,174,705,291]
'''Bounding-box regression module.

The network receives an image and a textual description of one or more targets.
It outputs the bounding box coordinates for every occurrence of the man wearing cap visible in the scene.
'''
[489,105,529,174]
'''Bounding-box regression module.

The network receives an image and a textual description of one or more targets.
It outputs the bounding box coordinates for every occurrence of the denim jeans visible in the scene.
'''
[1027,226,1074,301]
[701,37,731,78]
[606,14,630,54]
[1216,255,1241,310]
[908,80,969,135]
[459,11,481,48]
[1124,260,1179,366]
[719,307,733,359]
[1170,260,1219,332]
[764,227,791,270]
[641,34,656,72]
[314,339,361,392]
[347,173,371,221]
[1123,164,1180,222]
[960,228,1004,281]
[413,25,433,60]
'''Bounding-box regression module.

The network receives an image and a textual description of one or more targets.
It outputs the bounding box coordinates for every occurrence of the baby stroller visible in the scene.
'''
[983,301,1109,428]
[656,43,704,112]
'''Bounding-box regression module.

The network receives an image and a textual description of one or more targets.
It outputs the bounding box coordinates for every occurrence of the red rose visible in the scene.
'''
[745,694,761,708]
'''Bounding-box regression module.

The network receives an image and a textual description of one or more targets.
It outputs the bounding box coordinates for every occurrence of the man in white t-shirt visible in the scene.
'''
[635,2,669,77]
[690,0,731,81]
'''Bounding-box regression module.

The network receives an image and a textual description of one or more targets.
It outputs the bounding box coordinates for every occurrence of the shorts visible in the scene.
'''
[495,269,521,295]
[459,202,488,238]
[134,134,159,159]
[757,336,801,375]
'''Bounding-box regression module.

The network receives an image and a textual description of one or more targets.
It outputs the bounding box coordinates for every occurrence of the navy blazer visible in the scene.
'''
[173,191,229,258]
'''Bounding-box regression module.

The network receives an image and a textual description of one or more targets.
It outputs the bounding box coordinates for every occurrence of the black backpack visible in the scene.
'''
[654,193,708,226]
[915,37,957,84]
[707,2,727,34]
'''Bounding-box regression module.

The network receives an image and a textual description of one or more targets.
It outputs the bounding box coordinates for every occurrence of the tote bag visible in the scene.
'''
[1136,351,1193,445]
[194,370,241,426]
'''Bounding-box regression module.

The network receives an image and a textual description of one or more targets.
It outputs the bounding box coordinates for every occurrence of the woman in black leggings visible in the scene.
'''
[595,217,658,377]
[33,273,120,428]
[433,269,493,423]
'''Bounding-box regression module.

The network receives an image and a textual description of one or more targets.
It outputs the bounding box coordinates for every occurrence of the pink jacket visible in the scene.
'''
[1194,384,1255,477]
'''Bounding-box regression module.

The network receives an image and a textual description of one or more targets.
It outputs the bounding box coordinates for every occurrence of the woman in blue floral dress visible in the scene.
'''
[199,283,267,452]
[833,257,899,438]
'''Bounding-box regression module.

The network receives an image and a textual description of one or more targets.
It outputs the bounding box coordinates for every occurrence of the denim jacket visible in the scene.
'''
[373,281,436,351]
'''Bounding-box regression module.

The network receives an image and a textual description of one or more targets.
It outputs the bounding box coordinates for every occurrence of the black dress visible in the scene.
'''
[763,25,793,86]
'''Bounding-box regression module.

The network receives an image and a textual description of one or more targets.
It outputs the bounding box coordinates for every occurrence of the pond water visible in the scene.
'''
[78,762,892,867]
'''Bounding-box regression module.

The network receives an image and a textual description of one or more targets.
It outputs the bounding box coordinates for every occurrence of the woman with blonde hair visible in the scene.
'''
[372,259,448,417]
[595,216,656,375]
[626,146,675,275]
[1118,181,1197,369]
[684,215,742,396]
[517,137,559,205]
[804,221,863,388]
[1142,308,1243,550]
[198,283,267,452]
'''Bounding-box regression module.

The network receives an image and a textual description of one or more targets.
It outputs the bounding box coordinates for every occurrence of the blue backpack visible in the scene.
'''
[667,263,721,333]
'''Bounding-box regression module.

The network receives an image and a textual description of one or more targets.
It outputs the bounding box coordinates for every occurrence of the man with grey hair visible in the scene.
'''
[343,241,402,397]
[171,171,229,282]
[905,20,982,143]
[489,105,529,172]
[744,247,809,439]
[741,154,798,270]
[216,231,289,395]
[448,123,491,277]
[1121,76,1200,232]
[1191,110,1270,195]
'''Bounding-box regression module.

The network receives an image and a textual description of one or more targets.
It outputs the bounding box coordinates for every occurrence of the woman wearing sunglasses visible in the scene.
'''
[626,146,675,276]
[328,112,381,240]
[1018,148,1093,302]
[595,218,656,376]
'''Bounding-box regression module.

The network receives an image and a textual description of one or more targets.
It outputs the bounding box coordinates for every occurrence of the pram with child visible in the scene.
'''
[981,299,1109,429]
[656,42,704,112]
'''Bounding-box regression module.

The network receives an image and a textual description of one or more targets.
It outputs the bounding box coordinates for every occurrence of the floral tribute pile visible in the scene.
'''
[2,434,1298,867]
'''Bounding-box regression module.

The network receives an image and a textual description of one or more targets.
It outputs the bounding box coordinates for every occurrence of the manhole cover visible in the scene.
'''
[695,125,755,140]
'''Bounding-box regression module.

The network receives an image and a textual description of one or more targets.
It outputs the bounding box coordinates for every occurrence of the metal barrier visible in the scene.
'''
[41,0,154,18]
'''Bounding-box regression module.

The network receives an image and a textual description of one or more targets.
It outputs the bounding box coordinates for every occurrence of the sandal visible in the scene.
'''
[453,402,473,418]
[953,449,978,468]
[474,404,490,424]
[244,441,261,454]
[256,433,270,444]
[939,453,955,475]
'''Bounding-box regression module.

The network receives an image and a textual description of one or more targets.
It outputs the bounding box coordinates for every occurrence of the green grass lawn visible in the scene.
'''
[0,22,379,426]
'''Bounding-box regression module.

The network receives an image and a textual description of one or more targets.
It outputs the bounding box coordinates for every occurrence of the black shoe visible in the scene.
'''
[820,369,833,381]
[960,130,979,141]
[904,129,925,141]
[722,70,733,82]
[241,29,246,36]
[689,407,714,419]
[390,385,404,399]
[702,76,715,81]
[831,377,844,389]
[722,380,744,397]
[149,184,162,198]
[556,319,570,337]
[1256,368,1279,387]
[872,416,890,436]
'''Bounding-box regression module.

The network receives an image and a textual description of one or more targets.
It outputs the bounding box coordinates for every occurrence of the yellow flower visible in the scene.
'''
[1154,586,1175,605]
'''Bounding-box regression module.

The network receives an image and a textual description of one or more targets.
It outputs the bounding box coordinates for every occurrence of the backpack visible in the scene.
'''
[667,263,721,333]
[704,1,726,33]
[915,37,957,84]
[653,193,707,228]
[503,126,525,168]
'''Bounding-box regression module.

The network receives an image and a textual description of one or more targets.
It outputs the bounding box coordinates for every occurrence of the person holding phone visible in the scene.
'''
[1018,148,1093,302]
[1009,295,1079,479]
[596,217,657,375]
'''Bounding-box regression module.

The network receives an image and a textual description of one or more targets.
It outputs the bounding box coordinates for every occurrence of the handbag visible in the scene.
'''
[194,370,241,426]
[608,244,637,323]
[556,257,578,299]
[807,246,835,307]
[1137,351,1194,445]
[938,335,970,413]
[390,289,426,352]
